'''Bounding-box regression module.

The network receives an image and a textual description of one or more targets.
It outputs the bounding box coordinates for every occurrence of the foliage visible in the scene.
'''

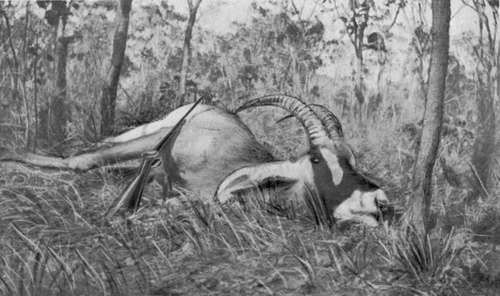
[378,226,464,289]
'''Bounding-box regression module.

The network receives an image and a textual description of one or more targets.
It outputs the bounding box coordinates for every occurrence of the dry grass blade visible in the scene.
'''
[377,224,464,289]
[75,249,107,293]
[257,278,274,295]
[151,240,173,269]
[220,209,244,249]
[189,199,215,230]
[0,275,14,296]
[292,254,316,283]
[0,256,24,295]
[9,223,41,254]
[114,236,148,290]
[47,247,75,290]
[96,244,131,291]
[327,245,343,275]
[303,185,331,226]
[99,260,121,295]
[30,251,45,296]
[181,224,204,254]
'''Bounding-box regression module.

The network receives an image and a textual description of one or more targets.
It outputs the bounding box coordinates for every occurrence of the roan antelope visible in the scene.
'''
[0,94,393,226]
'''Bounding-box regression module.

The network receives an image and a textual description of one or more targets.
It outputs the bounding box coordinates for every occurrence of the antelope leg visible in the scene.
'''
[0,127,173,171]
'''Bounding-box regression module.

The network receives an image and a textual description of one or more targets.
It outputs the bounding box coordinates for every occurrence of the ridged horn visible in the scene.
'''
[275,104,344,140]
[309,104,356,168]
[235,94,330,147]
[308,104,344,139]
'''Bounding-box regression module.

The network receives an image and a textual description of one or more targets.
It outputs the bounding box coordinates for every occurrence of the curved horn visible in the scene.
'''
[309,104,357,168]
[308,104,344,139]
[274,104,344,139]
[235,94,329,147]
[271,103,356,167]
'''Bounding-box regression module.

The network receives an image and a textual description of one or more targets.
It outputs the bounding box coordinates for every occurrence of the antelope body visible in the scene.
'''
[0,95,392,226]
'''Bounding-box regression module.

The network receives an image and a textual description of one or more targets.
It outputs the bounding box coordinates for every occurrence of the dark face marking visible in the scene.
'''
[309,146,379,224]
[309,146,337,225]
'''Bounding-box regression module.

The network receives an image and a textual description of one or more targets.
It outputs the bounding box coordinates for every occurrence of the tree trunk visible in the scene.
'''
[49,22,70,151]
[353,48,365,119]
[467,0,497,203]
[0,6,23,130]
[345,0,368,121]
[410,0,450,232]
[469,73,495,201]
[178,0,202,106]
[496,42,500,205]
[100,0,132,137]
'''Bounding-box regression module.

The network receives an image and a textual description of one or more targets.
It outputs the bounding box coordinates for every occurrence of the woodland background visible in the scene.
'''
[0,0,499,295]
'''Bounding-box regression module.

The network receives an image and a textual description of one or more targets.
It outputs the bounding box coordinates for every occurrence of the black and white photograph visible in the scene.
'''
[0,0,499,295]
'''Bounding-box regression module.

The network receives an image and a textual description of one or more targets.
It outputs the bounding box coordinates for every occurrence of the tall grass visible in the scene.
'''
[377,225,465,294]
[2,162,498,295]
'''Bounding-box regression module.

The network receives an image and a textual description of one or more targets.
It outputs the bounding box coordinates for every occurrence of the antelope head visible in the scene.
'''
[215,95,392,226]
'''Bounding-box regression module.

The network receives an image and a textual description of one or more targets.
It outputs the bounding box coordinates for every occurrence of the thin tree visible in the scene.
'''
[100,0,133,136]
[467,0,497,203]
[0,4,23,131]
[404,1,431,121]
[438,0,498,205]
[340,0,369,120]
[178,0,202,105]
[49,1,75,151]
[410,0,450,232]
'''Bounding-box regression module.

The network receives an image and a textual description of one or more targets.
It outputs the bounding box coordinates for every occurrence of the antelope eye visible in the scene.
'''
[311,157,320,163]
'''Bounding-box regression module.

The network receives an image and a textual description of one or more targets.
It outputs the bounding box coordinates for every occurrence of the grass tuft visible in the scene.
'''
[378,224,466,294]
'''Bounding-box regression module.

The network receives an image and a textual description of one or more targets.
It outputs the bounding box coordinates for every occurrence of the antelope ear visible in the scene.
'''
[335,142,357,169]
[215,161,302,204]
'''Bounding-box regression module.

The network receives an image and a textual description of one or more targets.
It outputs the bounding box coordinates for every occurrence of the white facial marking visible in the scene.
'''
[334,190,361,221]
[319,148,343,185]
[216,159,308,204]
[334,189,388,227]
